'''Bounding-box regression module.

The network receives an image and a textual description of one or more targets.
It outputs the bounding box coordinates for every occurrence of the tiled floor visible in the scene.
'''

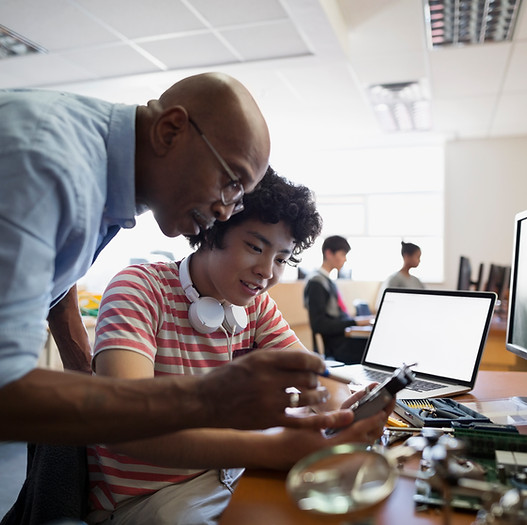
[0,441,26,519]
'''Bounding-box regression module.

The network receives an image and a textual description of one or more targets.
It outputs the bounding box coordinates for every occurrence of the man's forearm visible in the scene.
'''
[0,368,203,444]
[0,350,353,444]
[47,285,92,374]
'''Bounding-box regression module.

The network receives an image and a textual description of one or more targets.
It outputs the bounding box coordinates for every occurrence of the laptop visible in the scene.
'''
[340,288,497,399]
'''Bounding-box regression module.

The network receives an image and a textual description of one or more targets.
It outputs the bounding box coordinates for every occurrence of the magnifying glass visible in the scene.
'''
[286,443,397,516]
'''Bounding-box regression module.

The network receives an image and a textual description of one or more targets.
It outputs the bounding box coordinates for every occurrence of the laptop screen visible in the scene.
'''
[364,289,496,383]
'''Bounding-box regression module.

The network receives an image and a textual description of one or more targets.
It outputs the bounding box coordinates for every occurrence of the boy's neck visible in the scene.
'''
[321,261,336,273]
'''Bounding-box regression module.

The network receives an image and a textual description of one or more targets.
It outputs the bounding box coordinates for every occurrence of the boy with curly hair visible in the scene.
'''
[86,167,392,525]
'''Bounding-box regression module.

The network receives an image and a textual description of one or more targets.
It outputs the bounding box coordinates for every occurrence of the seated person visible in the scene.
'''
[303,236,371,364]
[376,241,425,308]
[86,169,393,525]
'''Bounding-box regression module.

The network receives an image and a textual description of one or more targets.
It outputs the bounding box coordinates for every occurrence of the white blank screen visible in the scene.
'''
[365,291,492,382]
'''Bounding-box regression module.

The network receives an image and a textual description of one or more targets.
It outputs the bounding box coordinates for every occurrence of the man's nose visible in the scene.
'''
[212,201,235,222]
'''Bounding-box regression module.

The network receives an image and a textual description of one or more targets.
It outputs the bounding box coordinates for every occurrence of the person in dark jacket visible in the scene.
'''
[304,236,371,363]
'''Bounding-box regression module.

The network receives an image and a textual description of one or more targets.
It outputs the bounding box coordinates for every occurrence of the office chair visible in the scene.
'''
[311,332,325,356]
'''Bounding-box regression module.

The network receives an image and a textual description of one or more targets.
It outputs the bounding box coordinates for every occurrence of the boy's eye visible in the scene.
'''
[246,242,262,253]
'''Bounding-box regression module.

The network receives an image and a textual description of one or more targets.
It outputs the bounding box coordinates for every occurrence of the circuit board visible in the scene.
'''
[413,428,527,511]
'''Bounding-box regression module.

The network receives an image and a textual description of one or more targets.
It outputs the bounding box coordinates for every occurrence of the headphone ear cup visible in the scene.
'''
[223,304,248,335]
[188,297,225,334]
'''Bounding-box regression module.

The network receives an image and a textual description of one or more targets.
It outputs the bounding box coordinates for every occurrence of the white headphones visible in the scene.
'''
[179,255,248,335]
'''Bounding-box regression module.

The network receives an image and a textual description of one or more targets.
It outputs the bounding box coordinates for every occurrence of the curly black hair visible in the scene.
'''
[186,166,322,265]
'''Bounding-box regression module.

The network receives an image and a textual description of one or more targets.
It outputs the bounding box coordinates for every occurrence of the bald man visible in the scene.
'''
[0,73,353,446]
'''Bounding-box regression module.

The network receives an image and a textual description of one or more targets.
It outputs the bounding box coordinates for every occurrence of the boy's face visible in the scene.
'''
[326,249,348,271]
[203,219,295,305]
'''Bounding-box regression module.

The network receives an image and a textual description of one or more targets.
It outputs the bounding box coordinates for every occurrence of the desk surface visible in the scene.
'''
[219,370,527,525]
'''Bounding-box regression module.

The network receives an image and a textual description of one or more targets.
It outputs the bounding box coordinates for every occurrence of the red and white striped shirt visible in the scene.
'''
[87,261,297,512]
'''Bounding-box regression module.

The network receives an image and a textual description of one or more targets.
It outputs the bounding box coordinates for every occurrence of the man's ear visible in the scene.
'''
[150,106,189,156]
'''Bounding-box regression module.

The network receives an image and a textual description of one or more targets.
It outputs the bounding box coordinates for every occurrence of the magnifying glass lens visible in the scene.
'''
[287,444,396,516]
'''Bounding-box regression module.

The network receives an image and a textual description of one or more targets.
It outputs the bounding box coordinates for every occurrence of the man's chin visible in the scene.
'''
[155,220,183,238]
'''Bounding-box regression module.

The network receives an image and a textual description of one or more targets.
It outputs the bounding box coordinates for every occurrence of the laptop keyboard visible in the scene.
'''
[362,369,444,392]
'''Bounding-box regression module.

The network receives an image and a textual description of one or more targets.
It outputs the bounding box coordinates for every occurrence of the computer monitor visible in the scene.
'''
[297,267,308,280]
[457,256,483,291]
[506,210,527,360]
[486,264,508,298]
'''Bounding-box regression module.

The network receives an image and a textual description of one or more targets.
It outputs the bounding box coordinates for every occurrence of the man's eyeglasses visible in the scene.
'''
[188,117,245,214]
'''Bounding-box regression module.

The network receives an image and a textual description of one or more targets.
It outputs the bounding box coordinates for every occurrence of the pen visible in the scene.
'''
[319,368,352,385]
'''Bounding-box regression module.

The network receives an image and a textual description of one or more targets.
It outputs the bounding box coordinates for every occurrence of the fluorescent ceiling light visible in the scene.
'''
[368,81,432,133]
[0,25,46,60]
[424,0,523,47]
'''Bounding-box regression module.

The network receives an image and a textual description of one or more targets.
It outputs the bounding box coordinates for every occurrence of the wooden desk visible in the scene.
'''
[480,316,527,371]
[344,324,373,338]
[219,371,527,525]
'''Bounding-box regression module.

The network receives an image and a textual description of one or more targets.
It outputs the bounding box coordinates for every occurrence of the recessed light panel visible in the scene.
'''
[368,81,432,133]
[425,0,523,47]
[0,25,46,60]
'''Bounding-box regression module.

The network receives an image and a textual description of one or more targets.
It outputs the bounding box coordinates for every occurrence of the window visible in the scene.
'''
[80,145,444,291]
[276,145,444,283]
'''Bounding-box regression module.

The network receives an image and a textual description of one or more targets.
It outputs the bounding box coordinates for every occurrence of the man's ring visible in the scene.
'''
[289,392,300,408]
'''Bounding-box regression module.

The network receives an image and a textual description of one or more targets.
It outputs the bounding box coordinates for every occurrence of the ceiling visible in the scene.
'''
[1,0,527,155]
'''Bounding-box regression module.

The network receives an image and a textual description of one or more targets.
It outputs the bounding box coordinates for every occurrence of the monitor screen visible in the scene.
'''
[457,256,472,290]
[486,264,508,298]
[506,210,527,359]
[457,256,483,290]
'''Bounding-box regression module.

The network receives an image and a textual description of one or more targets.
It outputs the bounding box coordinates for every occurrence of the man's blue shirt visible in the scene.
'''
[0,89,137,387]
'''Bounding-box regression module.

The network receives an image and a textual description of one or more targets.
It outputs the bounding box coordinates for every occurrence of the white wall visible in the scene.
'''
[443,136,527,290]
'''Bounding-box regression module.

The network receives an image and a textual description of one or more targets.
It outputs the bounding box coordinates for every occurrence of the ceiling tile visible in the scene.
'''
[350,50,427,86]
[432,96,496,138]
[0,52,93,88]
[341,0,427,59]
[73,0,205,39]
[429,43,512,97]
[220,20,310,61]
[503,42,527,91]
[57,44,163,79]
[139,33,237,69]
[513,2,527,41]
[1,0,118,50]
[189,0,288,26]
[492,92,527,136]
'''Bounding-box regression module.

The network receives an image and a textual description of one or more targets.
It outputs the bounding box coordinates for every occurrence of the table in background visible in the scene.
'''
[344,324,373,338]
[481,315,527,371]
[219,371,527,525]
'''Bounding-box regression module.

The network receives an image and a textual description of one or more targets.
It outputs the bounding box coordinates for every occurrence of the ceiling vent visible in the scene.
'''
[424,0,523,47]
[0,25,46,60]
[368,81,432,133]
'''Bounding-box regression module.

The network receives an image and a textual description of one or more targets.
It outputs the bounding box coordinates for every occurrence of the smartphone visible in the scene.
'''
[326,363,415,436]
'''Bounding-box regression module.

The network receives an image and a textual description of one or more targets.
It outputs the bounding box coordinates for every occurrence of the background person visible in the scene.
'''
[303,236,372,364]
[382,241,425,290]
[376,241,425,309]
[85,169,392,525]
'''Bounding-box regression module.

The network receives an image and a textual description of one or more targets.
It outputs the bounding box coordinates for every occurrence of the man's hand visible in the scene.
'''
[196,349,355,431]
